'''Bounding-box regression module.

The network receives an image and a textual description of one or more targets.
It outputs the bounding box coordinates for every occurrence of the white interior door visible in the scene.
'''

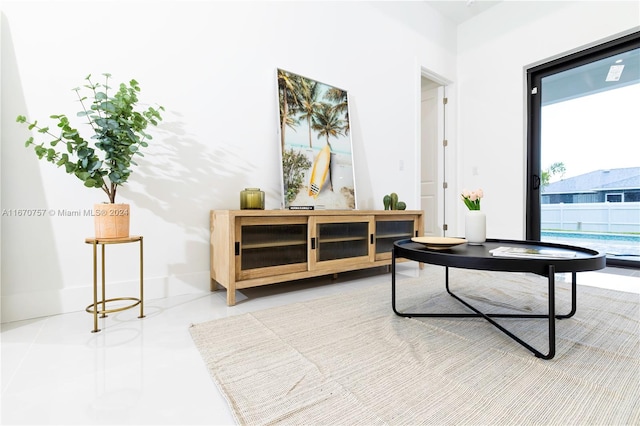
[420,84,439,236]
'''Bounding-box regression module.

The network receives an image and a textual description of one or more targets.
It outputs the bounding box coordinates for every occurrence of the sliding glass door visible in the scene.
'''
[527,32,640,268]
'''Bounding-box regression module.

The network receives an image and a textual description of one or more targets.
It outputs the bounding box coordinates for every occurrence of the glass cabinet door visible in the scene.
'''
[236,217,308,280]
[374,217,419,260]
[310,216,374,269]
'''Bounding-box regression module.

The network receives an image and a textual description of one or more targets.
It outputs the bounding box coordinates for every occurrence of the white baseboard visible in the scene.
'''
[1,271,211,324]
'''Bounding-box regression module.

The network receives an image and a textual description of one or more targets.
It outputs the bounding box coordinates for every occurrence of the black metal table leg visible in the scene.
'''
[392,251,573,359]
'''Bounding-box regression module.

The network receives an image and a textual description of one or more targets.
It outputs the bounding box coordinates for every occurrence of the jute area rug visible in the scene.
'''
[189,267,640,425]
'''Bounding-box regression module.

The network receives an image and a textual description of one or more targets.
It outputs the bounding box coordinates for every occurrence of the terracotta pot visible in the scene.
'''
[94,203,130,238]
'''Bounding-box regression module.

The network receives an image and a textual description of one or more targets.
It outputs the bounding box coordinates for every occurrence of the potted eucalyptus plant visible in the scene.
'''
[16,73,164,238]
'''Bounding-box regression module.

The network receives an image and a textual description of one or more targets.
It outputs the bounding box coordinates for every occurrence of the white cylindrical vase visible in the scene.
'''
[465,210,486,245]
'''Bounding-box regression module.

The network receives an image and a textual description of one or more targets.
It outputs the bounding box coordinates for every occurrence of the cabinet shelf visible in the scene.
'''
[377,232,413,239]
[318,236,368,244]
[242,241,307,249]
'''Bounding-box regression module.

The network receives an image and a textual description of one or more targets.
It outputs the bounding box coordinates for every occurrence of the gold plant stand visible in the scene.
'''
[85,235,144,333]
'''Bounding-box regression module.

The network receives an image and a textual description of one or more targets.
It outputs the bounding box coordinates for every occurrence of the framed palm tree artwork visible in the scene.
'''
[277,68,356,210]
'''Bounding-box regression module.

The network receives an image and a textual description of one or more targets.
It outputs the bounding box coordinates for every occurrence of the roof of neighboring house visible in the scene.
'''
[542,167,640,195]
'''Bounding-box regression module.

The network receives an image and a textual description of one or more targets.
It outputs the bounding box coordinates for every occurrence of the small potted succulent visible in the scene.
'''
[16,73,164,238]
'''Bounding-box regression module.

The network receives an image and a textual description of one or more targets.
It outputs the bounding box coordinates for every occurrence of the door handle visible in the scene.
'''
[532,174,541,190]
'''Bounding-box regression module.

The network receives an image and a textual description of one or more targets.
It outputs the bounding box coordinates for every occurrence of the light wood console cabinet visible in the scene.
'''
[210,210,423,305]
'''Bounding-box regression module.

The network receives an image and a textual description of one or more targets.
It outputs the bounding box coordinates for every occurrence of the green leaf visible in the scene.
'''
[87,159,102,172]
[77,148,88,158]
[64,162,76,173]
[108,171,123,183]
[99,101,116,113]
[56,154,68,167]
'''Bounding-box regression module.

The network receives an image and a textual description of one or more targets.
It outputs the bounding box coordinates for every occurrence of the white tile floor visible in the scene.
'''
[2,264,638,425]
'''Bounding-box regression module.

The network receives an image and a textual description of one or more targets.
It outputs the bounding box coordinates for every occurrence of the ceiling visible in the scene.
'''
[425,1,502,24]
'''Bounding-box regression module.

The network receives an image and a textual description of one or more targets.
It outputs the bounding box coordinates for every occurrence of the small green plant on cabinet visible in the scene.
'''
[383,195,391,210]
[383,192,406,210]
[16,73,164,203]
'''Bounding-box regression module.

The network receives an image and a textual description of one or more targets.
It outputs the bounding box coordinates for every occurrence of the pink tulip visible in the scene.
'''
[460,188,484,210]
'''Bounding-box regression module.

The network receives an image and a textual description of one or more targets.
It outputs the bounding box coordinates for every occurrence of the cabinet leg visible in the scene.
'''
[227,287,236,306]
[210,278,219,292]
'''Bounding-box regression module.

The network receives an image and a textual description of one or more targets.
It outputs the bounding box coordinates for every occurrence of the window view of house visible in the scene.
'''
[540,72,640,262]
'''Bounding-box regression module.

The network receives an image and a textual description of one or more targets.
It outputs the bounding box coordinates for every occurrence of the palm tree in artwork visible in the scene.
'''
[325,87,349,135]
[297,79,322,148]
[312,103,345,147]
[278,70,302,151]
[311,103,345,191]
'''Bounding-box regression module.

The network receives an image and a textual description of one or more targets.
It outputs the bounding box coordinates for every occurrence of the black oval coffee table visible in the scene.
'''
[391,238,606,359]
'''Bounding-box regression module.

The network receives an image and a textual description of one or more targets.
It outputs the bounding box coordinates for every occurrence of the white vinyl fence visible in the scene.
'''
[541,202,640,234]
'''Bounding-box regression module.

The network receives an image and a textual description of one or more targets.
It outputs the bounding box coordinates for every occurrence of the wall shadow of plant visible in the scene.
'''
[130,112,252,232]
[126,111,254,280]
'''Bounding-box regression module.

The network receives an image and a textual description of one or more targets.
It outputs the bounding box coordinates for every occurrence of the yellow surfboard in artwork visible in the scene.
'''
[308,144,331,197]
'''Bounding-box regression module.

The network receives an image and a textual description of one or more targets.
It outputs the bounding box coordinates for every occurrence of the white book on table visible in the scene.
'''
[489,246,576,259]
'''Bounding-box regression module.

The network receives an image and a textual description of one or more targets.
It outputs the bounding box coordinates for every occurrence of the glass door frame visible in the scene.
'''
[526,31,640,268]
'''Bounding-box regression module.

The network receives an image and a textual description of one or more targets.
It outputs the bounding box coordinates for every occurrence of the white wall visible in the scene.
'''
[0,1,457,322]
[455,1,639,240]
